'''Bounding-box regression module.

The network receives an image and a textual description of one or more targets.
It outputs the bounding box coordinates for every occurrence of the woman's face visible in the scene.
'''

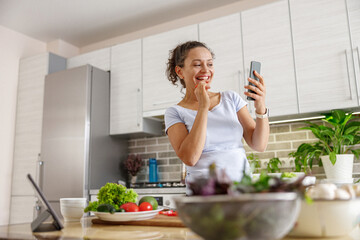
[177,47,214,90]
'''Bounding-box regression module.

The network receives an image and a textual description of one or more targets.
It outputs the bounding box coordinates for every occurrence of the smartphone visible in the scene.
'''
[247,61,261,101]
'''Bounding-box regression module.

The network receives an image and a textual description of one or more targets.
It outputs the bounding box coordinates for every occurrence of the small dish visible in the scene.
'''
[92,208,163,222]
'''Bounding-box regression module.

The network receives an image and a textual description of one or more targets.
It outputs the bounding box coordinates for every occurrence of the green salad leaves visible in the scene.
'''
[84,183,138,212]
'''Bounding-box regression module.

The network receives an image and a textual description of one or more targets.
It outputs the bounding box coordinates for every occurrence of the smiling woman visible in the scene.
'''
[164,41,270,195]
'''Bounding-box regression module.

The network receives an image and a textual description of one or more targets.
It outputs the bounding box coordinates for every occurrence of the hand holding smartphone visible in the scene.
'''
[247,61,261,101]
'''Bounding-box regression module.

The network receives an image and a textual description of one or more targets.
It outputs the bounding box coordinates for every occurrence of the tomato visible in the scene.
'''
[120,202,139,212]
[139,202,153,211]
[159,209,178,216]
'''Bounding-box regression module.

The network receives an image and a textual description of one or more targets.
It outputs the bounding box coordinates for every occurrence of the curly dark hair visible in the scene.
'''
[166,41,215,89]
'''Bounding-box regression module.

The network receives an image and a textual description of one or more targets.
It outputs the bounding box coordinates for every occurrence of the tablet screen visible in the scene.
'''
[27,174,63,230]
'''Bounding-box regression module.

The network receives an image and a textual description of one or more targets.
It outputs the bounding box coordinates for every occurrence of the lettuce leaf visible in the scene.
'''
[84,183,138,212]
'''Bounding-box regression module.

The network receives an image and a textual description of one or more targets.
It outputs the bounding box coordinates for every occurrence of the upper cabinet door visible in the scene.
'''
[110,40,142,134]
[348,0,360,100]
[199,14,244,96]
[290,0,358,113]
[142,25,198,115]
[67,48,111,71]
[242,0,298,117]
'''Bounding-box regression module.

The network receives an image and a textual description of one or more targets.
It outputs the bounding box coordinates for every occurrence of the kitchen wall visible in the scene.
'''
[129,120,360,183]
[0,25,46,226]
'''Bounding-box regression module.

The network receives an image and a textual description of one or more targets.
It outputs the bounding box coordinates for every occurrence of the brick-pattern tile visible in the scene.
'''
[146,145,168,152]
[276,132,307,142]
[158,165,181,173]
[140,153,156,159]
[268,135,275,143]
[129,140,136,147]
[144,159,168,166]
[137,139,157,146]
[256,152,275,159]
[158,172,169,181]
[292,140,318,149]
[169,172,181,181]
[157,137,170,144]
[270,125,290,134]
[307,131,318,140]
[276,150,293,158]
[129,147,146,153]
[169,158,182,165]
[137,174,146,181]
[290,122,308,132]
[127,119,360,182]
[266,142,291,151]
[158,151,177,158]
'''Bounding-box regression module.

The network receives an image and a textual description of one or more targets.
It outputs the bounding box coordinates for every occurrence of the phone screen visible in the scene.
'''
[247,61,261,101]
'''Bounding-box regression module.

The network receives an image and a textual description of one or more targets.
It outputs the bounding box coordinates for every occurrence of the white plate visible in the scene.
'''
[93,208,163,222]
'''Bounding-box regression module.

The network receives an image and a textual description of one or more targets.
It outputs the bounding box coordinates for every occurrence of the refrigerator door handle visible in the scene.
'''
[36,153,44,190]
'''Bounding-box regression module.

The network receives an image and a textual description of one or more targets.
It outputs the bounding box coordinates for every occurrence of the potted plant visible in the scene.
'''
[267,157,282,173]
[247,153,261,174]
[124,154,144,185]
[289,109,360,181]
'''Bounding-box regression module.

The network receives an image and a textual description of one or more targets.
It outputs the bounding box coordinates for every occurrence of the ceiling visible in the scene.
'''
[0,0,244,48]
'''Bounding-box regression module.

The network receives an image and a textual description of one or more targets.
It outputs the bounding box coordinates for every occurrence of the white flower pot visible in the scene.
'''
[321,154,354,181]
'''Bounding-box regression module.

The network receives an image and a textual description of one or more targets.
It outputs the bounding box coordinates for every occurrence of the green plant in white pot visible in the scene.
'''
[290,109,360,182]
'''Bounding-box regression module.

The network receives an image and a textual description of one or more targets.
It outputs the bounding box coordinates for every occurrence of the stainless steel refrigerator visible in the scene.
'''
[39,65,128,216]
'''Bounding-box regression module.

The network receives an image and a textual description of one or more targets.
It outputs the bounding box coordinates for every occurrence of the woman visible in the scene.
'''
[164,41,269,194]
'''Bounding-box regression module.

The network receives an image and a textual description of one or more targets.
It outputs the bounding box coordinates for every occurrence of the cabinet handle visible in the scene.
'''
[36,153,43,190]
[137,88,141,127]
[344,50,353,100]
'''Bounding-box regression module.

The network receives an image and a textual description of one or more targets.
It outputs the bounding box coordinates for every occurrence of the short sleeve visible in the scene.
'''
[164,106,184,134]
[227,90,247,112]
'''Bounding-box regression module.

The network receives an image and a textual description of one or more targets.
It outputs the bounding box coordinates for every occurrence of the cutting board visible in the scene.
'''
[92,214,185,227]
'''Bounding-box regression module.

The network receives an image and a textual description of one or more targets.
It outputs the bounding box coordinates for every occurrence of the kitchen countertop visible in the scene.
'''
[1,217,359,240]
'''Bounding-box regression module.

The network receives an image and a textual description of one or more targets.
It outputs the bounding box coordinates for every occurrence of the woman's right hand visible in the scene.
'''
[194,81,211,110]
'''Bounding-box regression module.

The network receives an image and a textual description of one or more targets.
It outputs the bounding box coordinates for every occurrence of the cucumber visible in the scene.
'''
[97,203,116,214]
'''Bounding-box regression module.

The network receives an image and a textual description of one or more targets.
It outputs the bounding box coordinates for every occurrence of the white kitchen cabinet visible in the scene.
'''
[10,53,66,224]
[290,0,358,113]
[199,13,244,96]
[142,25,198,116]
[110,40,163,136]
[110,40,142,134]
[242,0,298,117]
[67,48,111,71]
[348,0,360,103]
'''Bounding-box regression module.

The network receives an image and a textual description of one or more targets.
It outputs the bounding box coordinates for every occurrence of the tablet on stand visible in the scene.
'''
[27,174,64,232]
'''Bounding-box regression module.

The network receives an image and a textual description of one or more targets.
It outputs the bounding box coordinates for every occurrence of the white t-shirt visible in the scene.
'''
[164,90,250,194]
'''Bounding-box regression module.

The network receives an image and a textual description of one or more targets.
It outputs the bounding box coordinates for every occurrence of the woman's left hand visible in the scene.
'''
[244,70,266,114]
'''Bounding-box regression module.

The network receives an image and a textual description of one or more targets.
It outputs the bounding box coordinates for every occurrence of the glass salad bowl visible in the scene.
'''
[174,192,300,240]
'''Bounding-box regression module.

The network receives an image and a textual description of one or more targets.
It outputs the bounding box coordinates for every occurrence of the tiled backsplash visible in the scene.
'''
[129,120,360,183]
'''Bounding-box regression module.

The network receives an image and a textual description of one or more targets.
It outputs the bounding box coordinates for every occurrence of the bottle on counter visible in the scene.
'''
[149,158,158,183]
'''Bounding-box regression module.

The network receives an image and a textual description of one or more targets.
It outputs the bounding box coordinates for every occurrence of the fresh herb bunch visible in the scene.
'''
[188,163,232,196]
[235,171,306,194]
[247,153,261,173]
[188,163,307,197]
[84,183,137,212]
[289,109,360,171]
[124,154,144,176]
[267,157,282,173]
